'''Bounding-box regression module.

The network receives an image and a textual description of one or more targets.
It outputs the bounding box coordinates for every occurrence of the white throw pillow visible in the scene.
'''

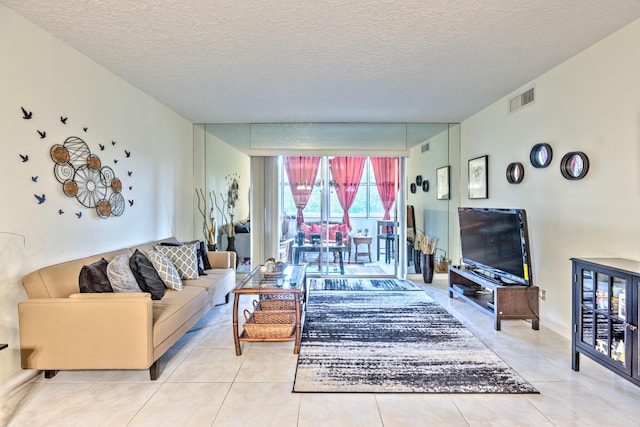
[147,250,183,290]
[107,254,141,293]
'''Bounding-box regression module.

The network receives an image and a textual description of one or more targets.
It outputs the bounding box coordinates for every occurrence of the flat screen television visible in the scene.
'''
[458,207,533,286]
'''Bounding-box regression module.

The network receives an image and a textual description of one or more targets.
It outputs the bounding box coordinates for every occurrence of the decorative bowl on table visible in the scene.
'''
[260,258,287,276]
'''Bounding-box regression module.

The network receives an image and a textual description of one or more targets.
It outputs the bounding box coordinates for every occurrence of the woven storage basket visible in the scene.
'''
[251,300,296,324]
[243,309,295,339]
[258,299,296,311]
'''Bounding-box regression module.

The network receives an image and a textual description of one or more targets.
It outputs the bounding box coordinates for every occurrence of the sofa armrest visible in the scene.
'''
[18,294,154,370]
[207,251,237,269]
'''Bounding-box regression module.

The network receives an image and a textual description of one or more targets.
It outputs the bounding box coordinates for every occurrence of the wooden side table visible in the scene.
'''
[352,236,372,262]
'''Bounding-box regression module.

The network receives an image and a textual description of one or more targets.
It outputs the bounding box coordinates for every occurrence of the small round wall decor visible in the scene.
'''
[422,180,429,192]
[415,175,423,186]
[506,162,525,184]
[560,151,589,180]
[410,183,417,193]
[530,143,553,168]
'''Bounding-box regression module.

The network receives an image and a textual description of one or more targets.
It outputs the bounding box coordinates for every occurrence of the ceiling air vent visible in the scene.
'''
[509,87,535,113]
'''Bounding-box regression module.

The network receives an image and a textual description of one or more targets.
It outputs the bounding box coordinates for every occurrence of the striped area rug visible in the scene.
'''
[293,283,538,393]
[310,278,420,291]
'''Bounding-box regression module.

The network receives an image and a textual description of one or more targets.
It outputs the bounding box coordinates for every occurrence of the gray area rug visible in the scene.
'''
[293,286,539,393]
[310,278,420,291]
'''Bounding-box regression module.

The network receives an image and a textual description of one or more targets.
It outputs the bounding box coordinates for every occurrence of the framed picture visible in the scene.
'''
[436,166,450,200]
[468,155,488,199]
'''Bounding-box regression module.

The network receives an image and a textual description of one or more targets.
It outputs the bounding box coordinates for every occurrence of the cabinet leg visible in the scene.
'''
[494,317,501,331]
[531,318,539,330]
[572,350,580,371]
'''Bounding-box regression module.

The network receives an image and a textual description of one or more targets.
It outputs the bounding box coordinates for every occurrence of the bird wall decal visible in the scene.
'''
[114,159,118,164]
[31,176,38,182]
[34,194,46,204]
[21,107,32,119]
[83,127,88,132]
[58,209,64,215]
[125,150,131,158]
[75,212,82,218]
[37,130,46,139]
[129,186,133,190]
[127,171,132,176]
[99,144,105,150]
[60,116,68,124]
[19,154,29,162]
[112,141,116,146]
[128,200,134,206]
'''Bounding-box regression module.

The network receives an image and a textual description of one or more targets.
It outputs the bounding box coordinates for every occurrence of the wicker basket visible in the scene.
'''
[251,300,296,324]
[243,309,295,339]
[257,298,296,311]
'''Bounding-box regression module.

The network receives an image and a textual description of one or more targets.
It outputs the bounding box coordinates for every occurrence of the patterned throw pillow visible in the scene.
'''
[147,250,183,290]
[155,243,199,280]
[129,249,165,300]
[78,258,113,293]
[107,253,141,293]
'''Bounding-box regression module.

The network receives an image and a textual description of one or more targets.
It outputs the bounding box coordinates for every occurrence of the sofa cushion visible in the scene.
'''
[152,286,206,348]
[148,250,183,291]
[129,249,166,300]
[155,244,199,280]
[107,254,141,293]
[78,258,113,293]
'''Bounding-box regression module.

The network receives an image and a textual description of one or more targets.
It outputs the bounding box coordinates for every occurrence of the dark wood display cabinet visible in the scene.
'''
[448,265,539,331]
[572,258,640,386]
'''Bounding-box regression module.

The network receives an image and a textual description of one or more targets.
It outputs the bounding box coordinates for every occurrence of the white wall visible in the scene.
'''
[460,18,640,335]
[0,6,194,385]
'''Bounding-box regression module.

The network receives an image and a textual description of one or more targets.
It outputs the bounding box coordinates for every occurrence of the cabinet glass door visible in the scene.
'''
[580,269,629,370]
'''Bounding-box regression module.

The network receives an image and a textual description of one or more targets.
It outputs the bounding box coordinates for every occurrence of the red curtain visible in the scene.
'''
[329,157,365,230]
[370,157,399,220]
[283,156,320,227]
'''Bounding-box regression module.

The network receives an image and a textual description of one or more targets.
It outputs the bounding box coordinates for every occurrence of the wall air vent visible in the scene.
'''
[509,87,535,113]
[421,142,429,153]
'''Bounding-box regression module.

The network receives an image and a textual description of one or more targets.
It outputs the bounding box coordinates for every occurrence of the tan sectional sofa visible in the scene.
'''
[18,237,236,380]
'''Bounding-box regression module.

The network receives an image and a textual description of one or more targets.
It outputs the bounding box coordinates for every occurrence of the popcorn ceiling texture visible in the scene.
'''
[3,0,640,123]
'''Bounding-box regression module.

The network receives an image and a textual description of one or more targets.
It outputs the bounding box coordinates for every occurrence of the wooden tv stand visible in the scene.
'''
[448,265,539,331]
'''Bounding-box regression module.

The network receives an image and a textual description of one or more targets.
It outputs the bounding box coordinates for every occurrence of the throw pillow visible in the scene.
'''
[147,250,183,290]
[155,244,199,280]
[129,249,166,300]
[78,258,113,293]
[160,240,209,274]
[107,253,141,293]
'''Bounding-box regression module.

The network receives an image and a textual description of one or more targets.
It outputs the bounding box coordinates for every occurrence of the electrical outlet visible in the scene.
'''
[539,289,546,301]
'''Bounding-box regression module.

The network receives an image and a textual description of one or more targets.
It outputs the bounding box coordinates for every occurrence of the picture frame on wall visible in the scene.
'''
[436,166,450,200]
[468,155,488,199]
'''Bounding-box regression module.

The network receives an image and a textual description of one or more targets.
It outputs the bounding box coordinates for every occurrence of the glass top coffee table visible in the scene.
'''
[232,265,307,355]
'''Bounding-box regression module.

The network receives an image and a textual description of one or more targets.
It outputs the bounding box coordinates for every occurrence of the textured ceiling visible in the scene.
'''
[3,1,640,123]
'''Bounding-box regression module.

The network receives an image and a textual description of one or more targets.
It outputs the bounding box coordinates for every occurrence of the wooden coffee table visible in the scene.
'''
[232,265,307,355]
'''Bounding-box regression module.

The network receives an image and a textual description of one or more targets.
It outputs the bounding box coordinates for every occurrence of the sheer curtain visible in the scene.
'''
[329,156,365,230]
[283,156,320,226]
[370,157,400,220]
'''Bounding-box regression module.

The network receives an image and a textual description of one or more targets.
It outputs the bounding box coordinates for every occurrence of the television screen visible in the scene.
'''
[458,207,533,285]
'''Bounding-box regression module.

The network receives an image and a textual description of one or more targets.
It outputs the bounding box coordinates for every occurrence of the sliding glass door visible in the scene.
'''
[280,155,401,277]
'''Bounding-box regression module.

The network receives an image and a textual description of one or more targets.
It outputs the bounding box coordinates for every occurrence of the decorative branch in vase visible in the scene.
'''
[415,232,438,283]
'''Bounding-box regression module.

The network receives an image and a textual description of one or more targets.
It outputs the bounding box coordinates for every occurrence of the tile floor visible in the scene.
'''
[4,274,640,426]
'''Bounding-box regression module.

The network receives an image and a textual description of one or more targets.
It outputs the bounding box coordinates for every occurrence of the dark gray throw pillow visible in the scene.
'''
[78,258,113,293]
[129,249,165,300]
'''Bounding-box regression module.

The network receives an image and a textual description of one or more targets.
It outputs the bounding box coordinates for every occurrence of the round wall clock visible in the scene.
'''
[560,151,589,180]
[506,162,525,184]
[530,143,553,168]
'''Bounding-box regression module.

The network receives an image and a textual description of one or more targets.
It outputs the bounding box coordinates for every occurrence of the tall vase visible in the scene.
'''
[421,253,434,283]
